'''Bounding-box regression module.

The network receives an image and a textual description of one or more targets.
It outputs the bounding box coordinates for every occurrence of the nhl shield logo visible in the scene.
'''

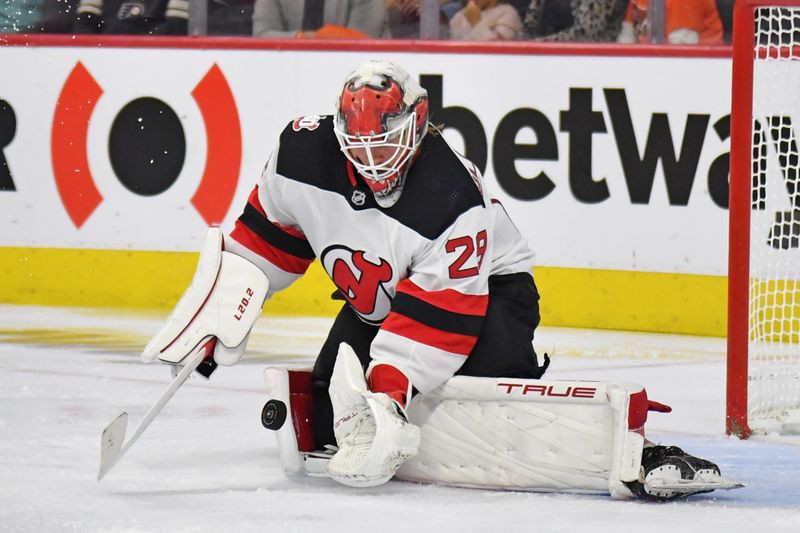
[351,190,366,206]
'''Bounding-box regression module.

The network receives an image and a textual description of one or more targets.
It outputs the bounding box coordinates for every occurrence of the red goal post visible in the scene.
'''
[728,0,800,438]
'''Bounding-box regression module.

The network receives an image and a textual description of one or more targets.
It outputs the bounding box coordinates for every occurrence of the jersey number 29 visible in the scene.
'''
[446,230,487,279]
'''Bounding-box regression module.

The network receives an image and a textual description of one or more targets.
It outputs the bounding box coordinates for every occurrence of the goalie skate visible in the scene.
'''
[626,445,743,501]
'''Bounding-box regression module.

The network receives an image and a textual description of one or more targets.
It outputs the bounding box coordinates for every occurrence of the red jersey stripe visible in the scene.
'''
[382,312,478,357]
[246,186,267,216]
[245,186,306,240]
[230,221,312,275]
[396,278,488,317]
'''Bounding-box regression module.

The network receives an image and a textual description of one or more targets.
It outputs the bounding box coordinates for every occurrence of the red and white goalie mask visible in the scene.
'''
[333,61,429,208]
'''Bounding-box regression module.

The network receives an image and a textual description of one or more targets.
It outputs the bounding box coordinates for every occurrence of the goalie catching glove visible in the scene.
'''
[327,343,421,487]
[141,228,270,371]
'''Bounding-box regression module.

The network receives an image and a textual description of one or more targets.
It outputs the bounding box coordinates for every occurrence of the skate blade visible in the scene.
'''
[303,452,333,478]
[646,477,744,493]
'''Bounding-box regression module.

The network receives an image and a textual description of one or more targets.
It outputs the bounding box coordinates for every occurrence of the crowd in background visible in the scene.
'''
[0,1,739,45]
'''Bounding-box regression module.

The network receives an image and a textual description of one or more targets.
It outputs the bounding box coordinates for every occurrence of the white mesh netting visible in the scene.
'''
[748,6,800,433]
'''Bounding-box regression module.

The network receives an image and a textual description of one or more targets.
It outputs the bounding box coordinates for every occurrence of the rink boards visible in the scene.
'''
[0,38,739,335]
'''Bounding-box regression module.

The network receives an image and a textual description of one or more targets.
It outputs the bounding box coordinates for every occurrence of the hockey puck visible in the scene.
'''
[261,399,287,430]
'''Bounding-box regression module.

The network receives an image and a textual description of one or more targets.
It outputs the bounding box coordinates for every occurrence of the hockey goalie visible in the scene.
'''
[137,60,741,500]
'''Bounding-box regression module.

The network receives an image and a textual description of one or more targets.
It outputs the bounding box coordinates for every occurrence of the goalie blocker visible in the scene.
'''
[262,366,743,500]
[141,228,269,372]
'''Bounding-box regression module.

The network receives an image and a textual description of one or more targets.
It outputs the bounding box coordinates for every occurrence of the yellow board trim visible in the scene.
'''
[533,267,727,337]
[0,247,727,337]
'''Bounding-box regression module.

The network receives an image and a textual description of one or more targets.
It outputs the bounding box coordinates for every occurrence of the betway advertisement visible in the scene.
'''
[0,44,734,276]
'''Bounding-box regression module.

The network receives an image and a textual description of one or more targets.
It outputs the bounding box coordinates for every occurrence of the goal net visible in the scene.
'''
[728,1,800,437]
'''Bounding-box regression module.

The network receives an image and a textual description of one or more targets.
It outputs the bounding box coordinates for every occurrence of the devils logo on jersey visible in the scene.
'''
[292,115,322,132]
[321,245,394,324]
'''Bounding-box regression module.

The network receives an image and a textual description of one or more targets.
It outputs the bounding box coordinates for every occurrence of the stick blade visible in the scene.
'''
[98,412,128,481]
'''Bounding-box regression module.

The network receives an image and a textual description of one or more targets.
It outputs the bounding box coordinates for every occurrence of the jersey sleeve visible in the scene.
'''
[489,199,536,276]
[226,147,316,297]
[369,204,493,394]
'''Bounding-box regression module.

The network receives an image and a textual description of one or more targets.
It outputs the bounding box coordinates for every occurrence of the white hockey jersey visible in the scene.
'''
[227,115,535,393]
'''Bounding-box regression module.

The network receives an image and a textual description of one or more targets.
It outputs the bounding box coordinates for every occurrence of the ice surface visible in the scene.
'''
[1,305,799,533]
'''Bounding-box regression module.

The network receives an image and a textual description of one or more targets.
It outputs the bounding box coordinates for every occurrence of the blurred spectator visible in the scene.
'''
[35,0,77,32]
[1,0,44,32]
[449,0,521,41]
[253,0,385,38]
[386,0,449,39]
[208,0,254,35]
[522,0,627,42]
[617,0,723,45]
[72,0,188,34]
[505,0,527,19]
[715,0,732,43]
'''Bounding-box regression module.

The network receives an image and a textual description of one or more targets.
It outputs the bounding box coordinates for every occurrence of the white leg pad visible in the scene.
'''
[263,370,648,497]
[396,377,645,498]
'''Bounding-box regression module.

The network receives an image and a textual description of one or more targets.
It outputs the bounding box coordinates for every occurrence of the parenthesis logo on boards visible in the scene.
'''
[51,61,242,229]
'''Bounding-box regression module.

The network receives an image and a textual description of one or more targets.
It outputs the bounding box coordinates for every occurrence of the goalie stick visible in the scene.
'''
[97,338,216,481]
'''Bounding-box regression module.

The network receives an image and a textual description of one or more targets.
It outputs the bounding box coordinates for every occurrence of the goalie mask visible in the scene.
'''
[333,61,429,208]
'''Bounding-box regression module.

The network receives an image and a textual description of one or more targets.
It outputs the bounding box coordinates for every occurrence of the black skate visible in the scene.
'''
[625,445,743,501]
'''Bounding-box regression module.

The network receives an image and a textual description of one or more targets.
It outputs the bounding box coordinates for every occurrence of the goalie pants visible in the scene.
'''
[312,272,545,448]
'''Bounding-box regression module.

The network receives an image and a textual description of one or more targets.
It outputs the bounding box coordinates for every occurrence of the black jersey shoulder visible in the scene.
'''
[386,133,485,240]
[275,115,351,190]
[275,118,485,241]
